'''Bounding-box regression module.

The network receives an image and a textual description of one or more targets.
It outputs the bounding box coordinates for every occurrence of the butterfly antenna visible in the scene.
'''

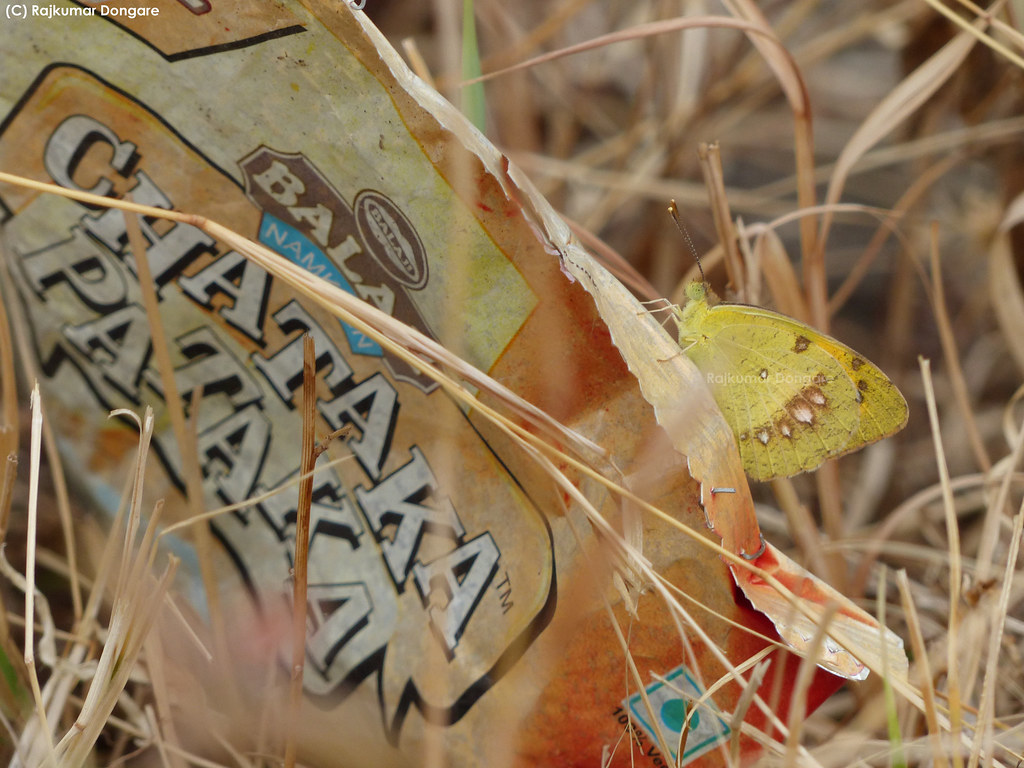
[668,199,704,283]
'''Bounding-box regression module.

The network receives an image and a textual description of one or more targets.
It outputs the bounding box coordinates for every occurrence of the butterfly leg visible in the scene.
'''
[656,336,698,363]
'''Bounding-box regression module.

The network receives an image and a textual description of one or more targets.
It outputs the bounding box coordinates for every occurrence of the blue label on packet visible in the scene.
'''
[624,665,731,764]
[258,213,383,357]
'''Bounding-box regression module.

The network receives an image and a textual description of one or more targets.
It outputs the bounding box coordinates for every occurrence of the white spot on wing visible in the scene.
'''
[793,406,814,424]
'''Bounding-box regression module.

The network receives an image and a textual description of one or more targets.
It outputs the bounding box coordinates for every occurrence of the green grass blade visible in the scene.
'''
[461,0,486,132]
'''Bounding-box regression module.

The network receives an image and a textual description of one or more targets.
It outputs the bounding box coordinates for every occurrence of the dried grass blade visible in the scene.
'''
[783,603,837,765]
[141,632,186,768]
[988,231,1024,377]
[921,0,1024,69]
[973,390,1024,584]
[828,156,953,318]
[919,357,965,768]
[969,483,1024,766]
[0,248,82,622]
[471,16,787,87]
[0,263,17,456]
[50,407,177,765]
[926,225,991,474]
[877,567,905,765]
[897,568,949,768]
[699,142,744,292]
[0,454,16,549]
[11,466,134,767]
[123,209,231,677]
[22,383,57,768]
[728,658,770,765]
[55,558,178,767]
[719,0,820,316]
[754,228,807,322]
[819,28,976,265]
[284,336,317,768]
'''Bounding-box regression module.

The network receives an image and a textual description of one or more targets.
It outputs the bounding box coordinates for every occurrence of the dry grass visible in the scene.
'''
[3,0,1024,765]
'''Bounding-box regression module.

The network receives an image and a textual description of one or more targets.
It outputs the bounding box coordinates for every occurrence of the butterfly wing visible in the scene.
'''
[736,307,909,448]
[682,305,864,480]
[810,333,909,446]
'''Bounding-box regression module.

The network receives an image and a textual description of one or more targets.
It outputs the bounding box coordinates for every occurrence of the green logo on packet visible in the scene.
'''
[623,666,730,764]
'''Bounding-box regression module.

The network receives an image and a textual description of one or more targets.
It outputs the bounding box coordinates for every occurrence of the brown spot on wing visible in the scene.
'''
[774,415,796,438]
[782,384,830,425]
[748,383,832,444]
[794,335,811,353]
[791,404,814,424]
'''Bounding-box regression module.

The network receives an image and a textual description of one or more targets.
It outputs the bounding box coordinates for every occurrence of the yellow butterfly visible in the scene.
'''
[673,281,908,481]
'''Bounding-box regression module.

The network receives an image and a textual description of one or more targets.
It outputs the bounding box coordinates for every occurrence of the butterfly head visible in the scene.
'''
[685,280,710,304]
[672,280,716,345]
